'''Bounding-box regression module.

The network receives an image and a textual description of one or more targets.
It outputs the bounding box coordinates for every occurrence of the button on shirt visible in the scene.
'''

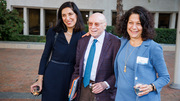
[83,31,105,81]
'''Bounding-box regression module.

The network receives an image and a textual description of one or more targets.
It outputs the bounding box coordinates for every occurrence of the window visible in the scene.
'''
[93,11,103,13]
[45,10,56,34]
[80,11,89,24]
[175,13,178,28]
[158,13,170,28]
[112,12,117,26]
[29,9,40,35]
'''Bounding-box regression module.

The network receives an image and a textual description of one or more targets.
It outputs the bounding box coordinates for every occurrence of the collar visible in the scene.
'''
[89,31,105,44]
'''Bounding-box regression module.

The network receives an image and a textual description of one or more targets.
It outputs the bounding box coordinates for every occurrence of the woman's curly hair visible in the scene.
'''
[116,6,156,41]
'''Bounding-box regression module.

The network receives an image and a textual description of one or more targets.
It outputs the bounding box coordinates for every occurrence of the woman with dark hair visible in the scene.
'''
[30,1,85,101]
[114,6,170,101]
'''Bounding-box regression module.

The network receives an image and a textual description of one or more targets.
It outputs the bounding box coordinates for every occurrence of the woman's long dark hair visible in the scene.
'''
[116,6,156,40]
[53,1,84,32]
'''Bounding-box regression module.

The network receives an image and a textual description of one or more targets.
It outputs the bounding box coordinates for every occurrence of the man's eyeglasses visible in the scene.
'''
[87,22,104,27]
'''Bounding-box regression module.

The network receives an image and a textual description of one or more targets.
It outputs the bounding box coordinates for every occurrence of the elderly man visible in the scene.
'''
[70,13,121,101]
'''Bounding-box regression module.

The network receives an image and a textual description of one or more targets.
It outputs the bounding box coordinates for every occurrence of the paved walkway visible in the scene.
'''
[0,48,180,101]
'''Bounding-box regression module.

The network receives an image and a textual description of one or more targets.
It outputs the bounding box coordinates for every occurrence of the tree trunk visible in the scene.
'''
[116,0,124,25]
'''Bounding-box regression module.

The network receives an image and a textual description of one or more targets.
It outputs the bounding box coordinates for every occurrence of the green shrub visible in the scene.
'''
[0,0,24,41]
[0,19,176,44]
[154,28,176,44]
[106,26,117,36]
[84,24,88,32]
[17,35,46,42]
[84,25,118,36]
[84,26,176,44]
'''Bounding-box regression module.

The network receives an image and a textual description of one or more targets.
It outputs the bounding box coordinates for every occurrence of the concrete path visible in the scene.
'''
[0,41,179,101]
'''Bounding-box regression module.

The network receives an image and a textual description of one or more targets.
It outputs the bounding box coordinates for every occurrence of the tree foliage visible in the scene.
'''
[0,0,24,40]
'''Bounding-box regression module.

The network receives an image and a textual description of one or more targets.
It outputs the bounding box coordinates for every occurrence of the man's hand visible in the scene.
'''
[91,82,108,94]
[82,32,90,37]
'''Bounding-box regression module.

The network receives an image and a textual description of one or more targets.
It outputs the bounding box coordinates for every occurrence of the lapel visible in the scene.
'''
[119,37,129,53]
[134,40,150,72]
[79,36,91,77]
[96,32,111,74]
[116,37,133,87]
[114,37,129,74]
[117,38,150,87]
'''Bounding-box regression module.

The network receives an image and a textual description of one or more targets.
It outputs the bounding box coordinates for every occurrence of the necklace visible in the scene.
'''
[66,31,72,36]
[124,43,136,72]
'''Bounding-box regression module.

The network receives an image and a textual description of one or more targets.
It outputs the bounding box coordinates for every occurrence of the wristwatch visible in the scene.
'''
[150,83,156,91]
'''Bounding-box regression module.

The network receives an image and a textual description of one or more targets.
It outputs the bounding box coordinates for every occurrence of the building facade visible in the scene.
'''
[6,0,180,36]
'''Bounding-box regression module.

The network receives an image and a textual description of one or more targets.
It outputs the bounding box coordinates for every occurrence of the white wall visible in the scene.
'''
[6,0,180,26]
[123,0,179,12]
[7,0,179,12]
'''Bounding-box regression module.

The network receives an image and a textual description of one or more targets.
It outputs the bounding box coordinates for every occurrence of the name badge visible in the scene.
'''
[136,56,148,64]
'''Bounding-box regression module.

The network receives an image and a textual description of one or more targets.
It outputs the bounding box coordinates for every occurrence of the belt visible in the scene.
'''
[90,80,95,83]
[51,60,73,65]
[82,78,95,88]
[82,78,95,83]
